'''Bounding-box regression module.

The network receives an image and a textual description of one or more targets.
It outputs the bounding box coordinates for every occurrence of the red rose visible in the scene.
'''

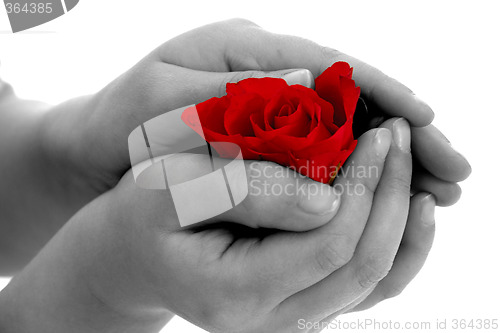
[181,61,360,184]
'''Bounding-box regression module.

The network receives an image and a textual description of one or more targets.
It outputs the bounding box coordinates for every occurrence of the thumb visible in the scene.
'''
[127,151,340,232]
[219,159,341,231]
[137,63,315,120]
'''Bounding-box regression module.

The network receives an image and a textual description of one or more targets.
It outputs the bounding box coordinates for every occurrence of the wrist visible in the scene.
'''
[0,198,174,333]
[39,95,104,202]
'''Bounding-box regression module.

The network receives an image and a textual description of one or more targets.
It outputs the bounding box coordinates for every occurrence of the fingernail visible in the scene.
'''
[392,118,411,153]
[421,193,436,226]
[373,128,392,157]
[298,185,341,216]
[282,69,314,88]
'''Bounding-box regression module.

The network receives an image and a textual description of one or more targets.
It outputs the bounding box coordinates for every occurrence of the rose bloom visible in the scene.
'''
[182,61,360,184]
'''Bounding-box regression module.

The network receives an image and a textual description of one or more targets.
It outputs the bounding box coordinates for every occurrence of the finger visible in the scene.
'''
[158,19,434,127]
[140,62,315,117]
[327,193,436,316]
[238,128,392,303]
[346,192,436,312]
[412,124,472,182]
[216,159,344,232]
[412,168,462,206]
[276,118,411,321]
[371,118,470,189]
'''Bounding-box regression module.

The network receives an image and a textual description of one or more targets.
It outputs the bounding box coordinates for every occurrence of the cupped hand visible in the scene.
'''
[32,20,462,328]
[36,119,411,333]
[43,19,470,210]
[155,19,471,205]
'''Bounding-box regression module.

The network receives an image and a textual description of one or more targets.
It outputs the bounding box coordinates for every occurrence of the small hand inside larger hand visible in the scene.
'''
[10,118,409,333]
[27,19,469,331]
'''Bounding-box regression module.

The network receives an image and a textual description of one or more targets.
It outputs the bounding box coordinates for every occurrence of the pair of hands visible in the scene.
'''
[9,19,470,332]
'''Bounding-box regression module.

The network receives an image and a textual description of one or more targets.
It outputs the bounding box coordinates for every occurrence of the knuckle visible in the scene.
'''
[358,173,379,196]
[385,173,411,196]
[315,234,355,274]
[319,46,341,66]
[356,256,394,289]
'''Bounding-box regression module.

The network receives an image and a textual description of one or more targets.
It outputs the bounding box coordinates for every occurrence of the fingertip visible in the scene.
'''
[412,171,463,207]
[410,94,435,127]
[436,183,462,207]
[412,125,471,182]
[436,152,472,183]
[297,181,341,218]
[455,154,472,182]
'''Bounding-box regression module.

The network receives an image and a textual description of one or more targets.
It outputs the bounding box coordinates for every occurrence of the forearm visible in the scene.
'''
[0,194,174,332]
[0,94,98,275]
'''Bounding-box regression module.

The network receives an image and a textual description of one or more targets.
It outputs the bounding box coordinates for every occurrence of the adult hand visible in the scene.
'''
[155,19,471,205]
[42,19,469,211]
[34,20,452,314]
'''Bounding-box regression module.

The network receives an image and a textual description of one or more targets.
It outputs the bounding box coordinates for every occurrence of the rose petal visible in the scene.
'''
[252,112,310,142]
[224,93,267,136]
[289,145,356,183]
[293,120,355,160]
[277,104,293,117]
[340,76,361,121]
[315,61,355,126]
[274,102,311,131]
[315,99,338,134]
[194,96,231,135]
[264,94,296,130]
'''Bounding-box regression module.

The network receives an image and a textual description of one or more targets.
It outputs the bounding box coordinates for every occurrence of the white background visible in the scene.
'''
[1,1,499,332]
